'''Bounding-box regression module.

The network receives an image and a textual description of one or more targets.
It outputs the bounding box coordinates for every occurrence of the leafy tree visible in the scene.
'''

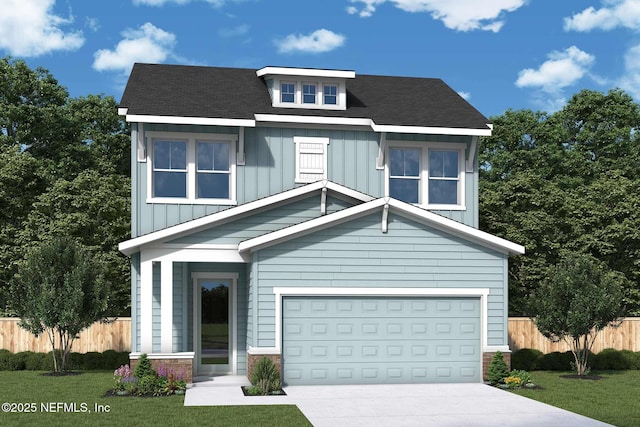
[480,89,640,314]
[18,170,131,315]
[0,146,46,307]
[9,237,110,372]
[530,254,625,375]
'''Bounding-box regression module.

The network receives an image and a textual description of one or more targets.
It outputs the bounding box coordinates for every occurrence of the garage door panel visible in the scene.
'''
[282,296,481,385]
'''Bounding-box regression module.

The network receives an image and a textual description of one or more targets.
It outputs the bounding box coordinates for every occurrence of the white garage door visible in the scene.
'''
[282,296,481,385]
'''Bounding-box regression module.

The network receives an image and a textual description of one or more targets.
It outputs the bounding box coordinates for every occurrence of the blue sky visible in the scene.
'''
[1,0,637,118]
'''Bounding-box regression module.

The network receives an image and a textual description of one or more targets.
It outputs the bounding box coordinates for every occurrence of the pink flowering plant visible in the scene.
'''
[113,364,135,392]
[111,359,186,396]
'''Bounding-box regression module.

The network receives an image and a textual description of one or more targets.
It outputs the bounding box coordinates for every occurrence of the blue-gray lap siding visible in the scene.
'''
[131,124,478,237]
[251,212,508,349]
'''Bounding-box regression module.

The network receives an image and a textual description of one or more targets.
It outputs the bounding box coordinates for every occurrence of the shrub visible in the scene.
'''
[102,350,128,370]
[134,353,155,379]
[487,351,509,385]
[250,357,281,395]
[0,351,22,370]
[537,351,575,371]
[621,350,640,370]
[25,352,53,370]
[137,375,159,396]
[592,348,631,370]
[509,369,532,385]
[511,348,543,371]
[82,352,104,370]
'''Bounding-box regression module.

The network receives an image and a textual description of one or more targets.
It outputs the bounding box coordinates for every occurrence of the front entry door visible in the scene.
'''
[193,273,237,375]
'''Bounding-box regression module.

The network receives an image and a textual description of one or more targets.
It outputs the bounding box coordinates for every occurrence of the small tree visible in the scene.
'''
[487,351,509,385]
[530,253,625,375]
[9,237,109,372]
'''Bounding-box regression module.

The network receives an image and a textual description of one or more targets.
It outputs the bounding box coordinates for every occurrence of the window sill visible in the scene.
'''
[423,204,466,211]
[146,197,238,206]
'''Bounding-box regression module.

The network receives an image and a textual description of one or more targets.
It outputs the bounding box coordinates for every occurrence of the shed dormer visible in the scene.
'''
[256,66,355,111]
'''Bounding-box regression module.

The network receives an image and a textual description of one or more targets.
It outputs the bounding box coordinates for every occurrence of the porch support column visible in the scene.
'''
[160,260,174,353]
[140,258,153,353]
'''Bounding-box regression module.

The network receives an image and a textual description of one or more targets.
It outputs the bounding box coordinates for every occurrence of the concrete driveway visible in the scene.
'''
[185,379,610,427]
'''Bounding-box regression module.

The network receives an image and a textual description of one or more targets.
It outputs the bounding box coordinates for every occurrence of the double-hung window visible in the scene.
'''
[197,141,231,199]
[302,83,316,104]
[387,143,465,209]
[153,140,187,198]
[281,82,295,103]
[147,132,237,204]
[323,84,337,105]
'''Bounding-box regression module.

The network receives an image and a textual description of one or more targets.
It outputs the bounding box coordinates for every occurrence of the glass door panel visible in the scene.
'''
[199,279,230,372]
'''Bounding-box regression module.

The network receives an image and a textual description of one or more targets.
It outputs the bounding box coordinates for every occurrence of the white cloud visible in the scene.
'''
[0,0,84,56]
[219,24,249,38]
[92,23,176,74]
[564,0,640,32]
[85,17,100,32]
[618,44,640,99]
[457,91,471,100]
[275,29,346,54]
[347,0,527,32]
[515,46,595,93]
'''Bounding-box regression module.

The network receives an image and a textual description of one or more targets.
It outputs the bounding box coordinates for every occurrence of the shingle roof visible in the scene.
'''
[119,63,491,130]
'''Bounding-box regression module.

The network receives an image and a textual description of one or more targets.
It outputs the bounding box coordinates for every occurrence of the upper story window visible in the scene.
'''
[281,83,295,103]
[323,85,337,105]
[147,132,237,205]
[153,140,187,198]
[386,143,465,210]
[303,83,316,104]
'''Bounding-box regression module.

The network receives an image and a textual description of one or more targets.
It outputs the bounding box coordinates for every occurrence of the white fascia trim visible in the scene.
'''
[247,346,281,355]
[141,245,248,264]
[273,287,489,297]
[372,123,492,137]
[483,345,511,353]
[255,114,372,127]
[124,114,256,128]
[386,198,525,255]
[238,198,387,253]
[118,108,128,116]
[129,352,195,359]
[119,180,373,256]
[256,67,355,79]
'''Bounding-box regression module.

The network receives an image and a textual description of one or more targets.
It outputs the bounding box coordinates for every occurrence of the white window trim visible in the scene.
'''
[272,77,346,110]
[294,136,330,183]
[385,141,466,210]
[302,82,317,105]
[146,131,237,205]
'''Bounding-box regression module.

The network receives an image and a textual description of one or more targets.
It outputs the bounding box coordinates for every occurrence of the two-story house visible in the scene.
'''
[117,64,524,385]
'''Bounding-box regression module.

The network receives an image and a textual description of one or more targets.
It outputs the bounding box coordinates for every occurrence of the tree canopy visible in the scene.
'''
[480,89,640,315]
[0,57,130,316]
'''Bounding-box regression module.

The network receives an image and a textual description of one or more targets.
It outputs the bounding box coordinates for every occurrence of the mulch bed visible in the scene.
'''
[241,386,287,396]
[102,389,185,398]
[40,371,83,377]
[560,374,606,380]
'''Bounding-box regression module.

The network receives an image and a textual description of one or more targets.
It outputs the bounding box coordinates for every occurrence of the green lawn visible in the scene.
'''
[510,370,640,427]
[0,371,312,427]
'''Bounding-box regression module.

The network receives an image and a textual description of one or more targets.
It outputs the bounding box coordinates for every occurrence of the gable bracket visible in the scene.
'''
[381,203,389,233]
[237,127,245,165]
[320,187,327,215]
[466,136,477,172]
[376,132,387,170]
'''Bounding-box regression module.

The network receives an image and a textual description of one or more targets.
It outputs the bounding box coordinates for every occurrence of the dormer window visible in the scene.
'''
[257,67,354,111]
[303,83,316,104]
[323,85,337,105]
[281,83,295,103]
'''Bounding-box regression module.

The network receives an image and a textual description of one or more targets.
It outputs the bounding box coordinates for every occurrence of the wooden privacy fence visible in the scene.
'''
[508,317,640,353]
[0,318,131,353]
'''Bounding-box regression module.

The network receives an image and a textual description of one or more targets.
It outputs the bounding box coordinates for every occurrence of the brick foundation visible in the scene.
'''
[247,353,281,382]
[130,357,193,383]
[482,351,511,381]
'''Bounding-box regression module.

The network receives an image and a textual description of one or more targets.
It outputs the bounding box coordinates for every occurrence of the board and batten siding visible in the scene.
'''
[132,123,477,236]
[253,212,508,348]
